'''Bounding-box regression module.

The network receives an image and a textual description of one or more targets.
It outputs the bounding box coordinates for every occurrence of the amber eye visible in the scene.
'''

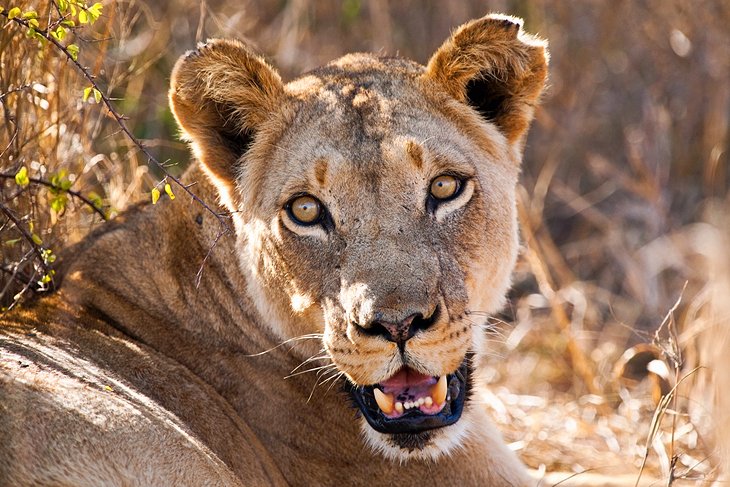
[429,175,461,201]
[287,194,323,226]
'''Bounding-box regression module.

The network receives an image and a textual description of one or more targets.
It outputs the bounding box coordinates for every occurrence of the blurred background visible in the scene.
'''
[1,0,729,483]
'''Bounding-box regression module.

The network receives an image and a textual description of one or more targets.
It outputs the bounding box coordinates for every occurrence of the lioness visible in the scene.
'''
[0,14,547,486]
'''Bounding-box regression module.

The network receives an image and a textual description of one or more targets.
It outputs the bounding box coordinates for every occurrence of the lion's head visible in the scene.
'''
[169,14,547,461]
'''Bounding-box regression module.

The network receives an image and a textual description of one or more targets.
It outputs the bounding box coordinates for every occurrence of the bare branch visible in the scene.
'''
[1,11,231,234]
[0,173,107,220]
[0,202,54,288]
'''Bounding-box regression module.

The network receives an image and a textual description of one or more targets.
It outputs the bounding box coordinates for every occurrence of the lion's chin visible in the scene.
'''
[360,412,471,462]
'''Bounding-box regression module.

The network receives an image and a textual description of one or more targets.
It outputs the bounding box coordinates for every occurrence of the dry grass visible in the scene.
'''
[1,0,729,483]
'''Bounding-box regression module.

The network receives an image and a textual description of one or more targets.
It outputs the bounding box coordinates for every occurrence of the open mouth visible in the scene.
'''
[349,357,471,435]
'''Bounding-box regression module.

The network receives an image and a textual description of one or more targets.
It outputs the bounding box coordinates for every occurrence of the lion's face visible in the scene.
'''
[170,15,547,461]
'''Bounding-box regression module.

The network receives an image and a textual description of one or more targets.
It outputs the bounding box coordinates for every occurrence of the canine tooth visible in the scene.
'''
[374,388,394,414]
[425,396,433,407]
[395,401,404,413]
[432,375,448,405]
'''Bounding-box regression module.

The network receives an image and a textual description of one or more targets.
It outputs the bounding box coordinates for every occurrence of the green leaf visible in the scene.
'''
[151,187,160,205]
[50,170,68,189]
[88,191,103,209]
[7,7,21,19]
[164,183,175,200]
[0,8,4,15]
[61,19,75,28]
[67,44,79,62]
[22,10,38,19]
[15,167,29,187]
[41,249,56,264]
[51,26,67,41]
[83,86,92,102]
[93,88,102,103]
[78,9,88,24]
[58,0,68,13]
[4,238,21,247]
[50,194,68,213]
[31,233,43,245]
[27,18,39,29]
[87,2,102,23]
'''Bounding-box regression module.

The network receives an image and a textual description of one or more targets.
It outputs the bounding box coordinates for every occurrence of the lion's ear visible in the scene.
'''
[169,39,284,192]
[425,14,548,145]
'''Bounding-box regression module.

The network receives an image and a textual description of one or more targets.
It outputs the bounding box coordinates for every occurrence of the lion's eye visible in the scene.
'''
[429,175,461,201]
[287,194,323,226]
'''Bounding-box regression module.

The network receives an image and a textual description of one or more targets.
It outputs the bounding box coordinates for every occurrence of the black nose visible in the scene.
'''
[361,307,439,348]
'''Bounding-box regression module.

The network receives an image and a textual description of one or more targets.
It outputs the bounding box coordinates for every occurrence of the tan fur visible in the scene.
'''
[1,14,547,486]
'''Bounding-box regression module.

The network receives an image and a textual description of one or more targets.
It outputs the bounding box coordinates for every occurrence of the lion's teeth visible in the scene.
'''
[395,401,404,413]
[374,388,394,414]
[425,396,433,407]
[432,375,448,405]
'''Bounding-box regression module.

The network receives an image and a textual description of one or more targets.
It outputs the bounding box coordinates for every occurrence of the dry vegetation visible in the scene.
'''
[1,0,729,484]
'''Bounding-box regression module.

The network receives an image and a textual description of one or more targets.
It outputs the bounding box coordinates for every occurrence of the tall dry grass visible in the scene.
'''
[1,0,728,482]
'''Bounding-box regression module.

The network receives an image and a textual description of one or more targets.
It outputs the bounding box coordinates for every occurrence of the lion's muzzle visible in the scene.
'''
[349,357,470,435]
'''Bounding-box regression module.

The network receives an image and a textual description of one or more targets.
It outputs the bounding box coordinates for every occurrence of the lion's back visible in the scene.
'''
[0,303,284,486]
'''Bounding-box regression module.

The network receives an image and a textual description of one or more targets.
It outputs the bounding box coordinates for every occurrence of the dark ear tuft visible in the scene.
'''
[425,14,548,145]
[169,39,284,193]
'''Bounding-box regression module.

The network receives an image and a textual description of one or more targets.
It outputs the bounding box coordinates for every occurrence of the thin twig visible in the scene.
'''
[0,83,32,100]
[2,11,231,234]
[0,202,53,284]
[0,173,107,220]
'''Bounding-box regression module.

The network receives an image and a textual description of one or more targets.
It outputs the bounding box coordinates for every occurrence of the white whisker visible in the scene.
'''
[243,333,324,357]
[285,363,337,379]
[289,351,330,374]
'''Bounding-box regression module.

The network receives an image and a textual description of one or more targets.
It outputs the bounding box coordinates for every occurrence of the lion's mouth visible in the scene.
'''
[349,357,470,435]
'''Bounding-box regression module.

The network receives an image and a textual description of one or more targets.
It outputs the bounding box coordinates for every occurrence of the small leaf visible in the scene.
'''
[151,187,160,205]
[164,183,175,200]
[4,238,21,247]
[83,86,92,102]
[50,194,68,213]
[0,8,4,15]
[7,7,21,19]
[61,19,75,28]
[87,2,102,23]
[78,9,88,24]
[22,10,38,19]
[58,0,68,13]
[50,170,67,188]
[27,18,39,28]
[31,233,43,245]
[67,44,79,61]
[51,26,67,41]
[15,167,29,187]
[41,249,56,264]
[88,191,103,209]
[93,88,102,103]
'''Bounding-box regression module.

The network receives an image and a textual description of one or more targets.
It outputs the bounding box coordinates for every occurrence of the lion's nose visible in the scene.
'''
[361,307,439,348]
